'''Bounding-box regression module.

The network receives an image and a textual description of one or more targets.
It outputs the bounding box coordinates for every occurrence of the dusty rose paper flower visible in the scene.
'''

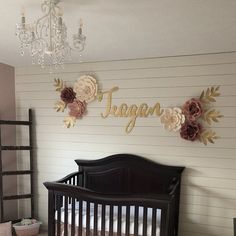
[160,107,185,131]
[180,121,202,141]
[73,75,98,103]
[68,100,86,119]
[182,98,203,121]
[60,87,76,104]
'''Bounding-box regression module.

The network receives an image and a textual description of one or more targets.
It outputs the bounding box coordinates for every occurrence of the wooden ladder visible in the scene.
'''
[0,109,34,222]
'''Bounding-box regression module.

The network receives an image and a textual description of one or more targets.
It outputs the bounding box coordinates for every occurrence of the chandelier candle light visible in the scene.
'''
[15,0,86,69]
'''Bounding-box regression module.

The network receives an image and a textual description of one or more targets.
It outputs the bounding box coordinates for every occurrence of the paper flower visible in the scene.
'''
[182,98,203,121]
[73,75,98,103]
[180,121,202,141]
[54,76,98,128]
[68,100,86,118]
[60,87,76,104]
[160,108,185,131]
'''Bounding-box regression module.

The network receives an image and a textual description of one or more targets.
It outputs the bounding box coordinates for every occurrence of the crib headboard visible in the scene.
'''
[75,154,184,195]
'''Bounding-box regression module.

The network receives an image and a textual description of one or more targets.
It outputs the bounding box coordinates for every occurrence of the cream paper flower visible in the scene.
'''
[160,107,185,132]
[73,75,98,103]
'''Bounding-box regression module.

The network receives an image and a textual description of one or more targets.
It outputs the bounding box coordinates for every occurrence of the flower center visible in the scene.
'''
[84,86,91,94]
[189,104,198,114]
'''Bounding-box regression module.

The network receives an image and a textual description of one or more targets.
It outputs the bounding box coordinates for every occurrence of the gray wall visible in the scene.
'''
[0,63,17,220]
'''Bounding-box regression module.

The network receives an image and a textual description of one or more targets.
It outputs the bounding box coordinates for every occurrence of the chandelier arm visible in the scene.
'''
[35,4,58,49]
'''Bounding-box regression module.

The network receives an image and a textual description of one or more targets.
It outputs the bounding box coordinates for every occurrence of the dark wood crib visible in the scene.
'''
[44,154,184,236]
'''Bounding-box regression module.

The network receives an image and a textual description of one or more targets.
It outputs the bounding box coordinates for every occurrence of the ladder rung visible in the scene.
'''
[0,120,32,126]
[1,170,33,176]
[0,146,32,150]
[3,194,33,200]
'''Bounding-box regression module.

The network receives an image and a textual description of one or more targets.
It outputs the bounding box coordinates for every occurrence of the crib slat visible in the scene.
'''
[134,206,139,235]
[109,205,114,236]
[78,200,83,236]
[117,205,122,236]
[68,179,72,204]
[86,201,90,236]
[64,197,68,236]
[160,208,167,236]
[125,205,130,236]
[151,208,157,236]
[143,207,148,236]
[56,205,61,236]
[101,204,106,236]
[76,174,79,186]
[94,203,98,236]
[71,198,76,236]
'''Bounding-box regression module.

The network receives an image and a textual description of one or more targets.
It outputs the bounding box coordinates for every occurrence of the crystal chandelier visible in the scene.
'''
[15,0,86,69]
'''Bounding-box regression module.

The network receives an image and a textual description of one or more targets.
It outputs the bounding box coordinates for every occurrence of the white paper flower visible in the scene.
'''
[73,75,98,103]
[160,107,185,132]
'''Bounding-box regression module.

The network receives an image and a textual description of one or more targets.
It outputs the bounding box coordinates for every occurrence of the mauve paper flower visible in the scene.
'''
[180,121,202,141]
[182,98,203,121]
[68,100,86,119]
[160,107,185,132]
[60,87,76,104]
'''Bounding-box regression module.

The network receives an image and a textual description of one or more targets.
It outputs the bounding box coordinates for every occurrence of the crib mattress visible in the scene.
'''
[56,203,161,236]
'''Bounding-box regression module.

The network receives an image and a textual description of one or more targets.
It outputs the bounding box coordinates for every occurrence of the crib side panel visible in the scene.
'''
[46,185,171,236]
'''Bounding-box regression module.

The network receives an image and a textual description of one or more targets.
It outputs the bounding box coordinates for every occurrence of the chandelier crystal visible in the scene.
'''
[15,0,86,69]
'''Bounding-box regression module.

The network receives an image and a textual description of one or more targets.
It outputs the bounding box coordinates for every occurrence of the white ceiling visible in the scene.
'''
[0,0,236,67]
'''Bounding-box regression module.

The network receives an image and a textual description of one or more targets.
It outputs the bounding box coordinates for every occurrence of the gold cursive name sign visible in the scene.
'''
[98,87,163,133]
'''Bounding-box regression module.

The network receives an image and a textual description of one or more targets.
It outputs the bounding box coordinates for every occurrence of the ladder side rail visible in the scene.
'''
[29,109,34,218]
[0,125,4,222]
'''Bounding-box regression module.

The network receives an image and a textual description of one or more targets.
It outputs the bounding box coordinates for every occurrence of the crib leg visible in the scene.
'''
[48,190,56,236]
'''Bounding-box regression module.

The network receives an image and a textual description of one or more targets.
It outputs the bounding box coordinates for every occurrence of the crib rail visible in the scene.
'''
[56,171,84,186]
[44,181,173,236]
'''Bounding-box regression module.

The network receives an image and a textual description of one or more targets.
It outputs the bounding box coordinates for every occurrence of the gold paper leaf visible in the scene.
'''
[64,116,76,128]
[199,86,221,103]
[200,90,205,100]
[97,91,103,102]
[199,130,219,145]
[54,78,64,92]
[54,100,66,112]
[206,88,210,97]
[203,109,223,125]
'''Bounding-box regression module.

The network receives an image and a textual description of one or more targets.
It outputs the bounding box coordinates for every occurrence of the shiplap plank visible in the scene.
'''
[181,195,236,210]
[14,52,236,74]
[180,213,233,228]
[179,223,233,236]
[181,203,236,218]
[181,185,236,199]
[15,106,236,117]
[15,52,236,75]
[15,76,236,90]
[15,96,235,110]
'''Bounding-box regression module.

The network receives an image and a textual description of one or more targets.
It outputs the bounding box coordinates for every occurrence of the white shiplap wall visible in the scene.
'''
[15,52,236,236]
